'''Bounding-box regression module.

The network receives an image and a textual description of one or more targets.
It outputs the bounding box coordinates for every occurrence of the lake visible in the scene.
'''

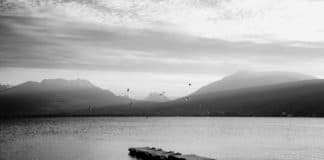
[0,117,324,160]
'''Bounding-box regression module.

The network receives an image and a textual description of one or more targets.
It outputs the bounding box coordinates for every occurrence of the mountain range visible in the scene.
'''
[151,79,324,116]
[0,79,130,116]
[193,71,315,95]
[1,71,324,117]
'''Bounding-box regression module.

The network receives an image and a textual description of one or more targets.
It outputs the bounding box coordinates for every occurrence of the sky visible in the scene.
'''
[1,0,324,99]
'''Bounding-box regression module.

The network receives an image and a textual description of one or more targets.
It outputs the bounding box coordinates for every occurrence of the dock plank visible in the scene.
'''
[128,147,216,160]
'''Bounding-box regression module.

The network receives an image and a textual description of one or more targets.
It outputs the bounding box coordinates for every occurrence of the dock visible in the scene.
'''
[128,147,216,160]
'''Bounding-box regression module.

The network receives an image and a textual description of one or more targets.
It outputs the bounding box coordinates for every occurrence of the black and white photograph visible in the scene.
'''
[1,0,324,160]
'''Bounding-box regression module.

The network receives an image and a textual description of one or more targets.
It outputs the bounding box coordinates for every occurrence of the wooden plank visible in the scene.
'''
[128,147,216,160]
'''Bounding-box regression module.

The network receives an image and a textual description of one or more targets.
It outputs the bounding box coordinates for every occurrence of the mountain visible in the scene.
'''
[0,84,10,91]
[0,79,130,116]
[193,71,315,95]
[2,74,324,117]
[149,79,324,116]
[144,92,169,102]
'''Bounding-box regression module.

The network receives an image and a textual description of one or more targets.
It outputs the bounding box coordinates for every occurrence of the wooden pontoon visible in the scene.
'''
[128,147,216,160]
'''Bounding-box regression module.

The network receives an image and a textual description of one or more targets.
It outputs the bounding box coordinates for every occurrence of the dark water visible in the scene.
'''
[0,117,324,160]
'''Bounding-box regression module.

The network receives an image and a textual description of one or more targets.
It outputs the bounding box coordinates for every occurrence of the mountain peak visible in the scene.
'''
[4,78,100,94]
[145,92,169,102]
[193,71,316,95]
[40,78,97,89]
[224,71,314,80]
[0,78,131,116]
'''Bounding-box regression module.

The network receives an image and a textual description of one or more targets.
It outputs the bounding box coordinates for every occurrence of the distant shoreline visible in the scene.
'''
[1,115,323,119]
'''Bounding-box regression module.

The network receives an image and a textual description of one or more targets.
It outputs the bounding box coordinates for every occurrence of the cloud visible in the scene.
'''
[2,0,324,42]
[1,13,324,75]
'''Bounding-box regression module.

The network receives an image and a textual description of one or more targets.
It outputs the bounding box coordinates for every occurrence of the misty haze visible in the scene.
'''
[1,0,324,160]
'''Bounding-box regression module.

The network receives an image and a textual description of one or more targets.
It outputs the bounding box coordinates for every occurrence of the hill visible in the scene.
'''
[193,71,315,95]
[2,77,324,117]
[150,79,324,116]
[0,79,130,116]
[144,92,169,102]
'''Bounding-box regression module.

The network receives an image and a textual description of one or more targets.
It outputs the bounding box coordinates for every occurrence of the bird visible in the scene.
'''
[88,105,92,112]
[188,83,192,87]
[127,88,130,92]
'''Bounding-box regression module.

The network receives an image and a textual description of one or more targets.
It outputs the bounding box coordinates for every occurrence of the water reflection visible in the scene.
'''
[1,117,324,160]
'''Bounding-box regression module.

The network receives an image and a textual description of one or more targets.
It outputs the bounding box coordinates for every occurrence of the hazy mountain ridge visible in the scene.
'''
[82,79,324,117]
[144,92,169,102]
[0,84,10,92]
[5,79,100,94]
[1,72,324,117]
[193,71,315,95]
[0,79,130,116]
[151,79,324,116]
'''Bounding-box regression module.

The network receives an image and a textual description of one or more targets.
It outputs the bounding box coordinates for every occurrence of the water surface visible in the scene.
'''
[1,117,324,160]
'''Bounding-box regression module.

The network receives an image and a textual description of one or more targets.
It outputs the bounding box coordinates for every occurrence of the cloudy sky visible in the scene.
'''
[1,0,324,99]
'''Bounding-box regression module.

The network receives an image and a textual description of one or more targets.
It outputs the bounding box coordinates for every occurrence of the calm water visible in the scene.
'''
[0,117,324,160]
